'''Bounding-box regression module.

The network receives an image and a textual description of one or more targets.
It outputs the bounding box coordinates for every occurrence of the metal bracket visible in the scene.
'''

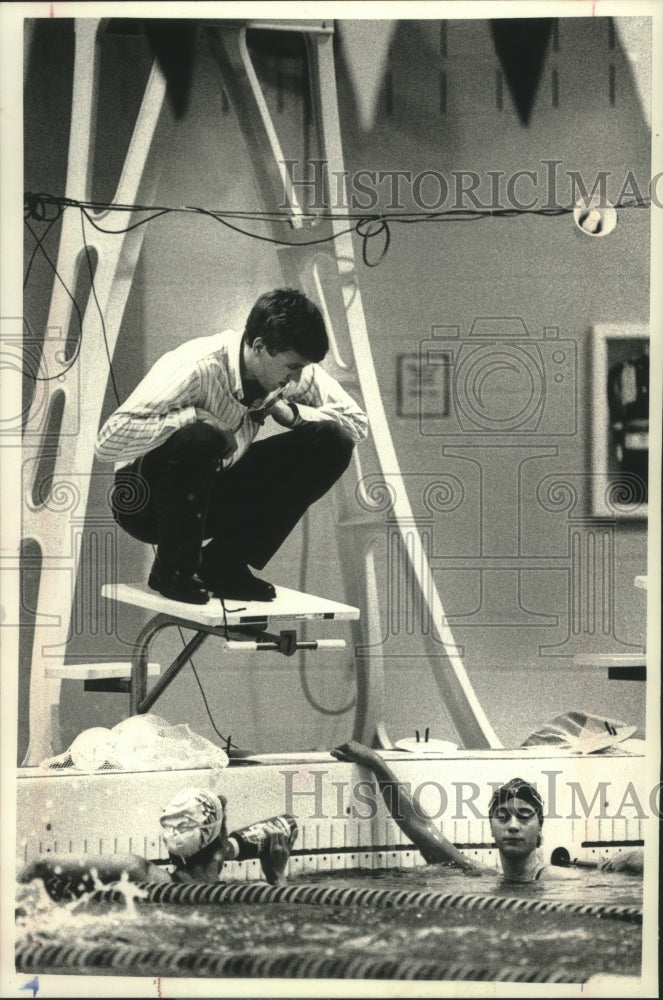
[279,629,298,657]
[224,629,347,656]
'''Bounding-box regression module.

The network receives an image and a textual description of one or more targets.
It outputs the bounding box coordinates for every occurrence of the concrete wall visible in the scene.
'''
[21,17,650,760]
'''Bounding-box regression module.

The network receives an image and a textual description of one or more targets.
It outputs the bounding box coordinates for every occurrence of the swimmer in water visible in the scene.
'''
[18,787,297,898]
[331,741,644,882]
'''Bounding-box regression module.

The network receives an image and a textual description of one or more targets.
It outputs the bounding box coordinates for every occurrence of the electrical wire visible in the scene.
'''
[23,218,84,380]
[189,657,236,752]
[79,209,122,407]
[297,510,356,717]
[79,205,174,235]
[183,204,360,251]
[23,210,62,290]
[25,191,652,276]
[146,537,237,751]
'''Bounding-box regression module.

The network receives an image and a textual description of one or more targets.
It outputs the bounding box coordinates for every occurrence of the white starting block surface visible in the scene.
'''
[101,583,360,626]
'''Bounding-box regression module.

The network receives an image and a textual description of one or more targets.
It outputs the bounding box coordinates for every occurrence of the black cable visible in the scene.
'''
[79,209,122,407]
[80,204,173,235]
[66,198,373,259]
[146,539,237,750]
[26,189,652,221]
[27,191,649,275]
[356,216,390,268]
[23,211,62,290]
[23,218,84,381]
[186,204,360,250]
[24,191,65,222]
[297,510,356,718]
[188,657,237,750]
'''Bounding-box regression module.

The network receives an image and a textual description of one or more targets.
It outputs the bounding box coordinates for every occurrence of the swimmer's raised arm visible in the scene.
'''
[331,741,484,876]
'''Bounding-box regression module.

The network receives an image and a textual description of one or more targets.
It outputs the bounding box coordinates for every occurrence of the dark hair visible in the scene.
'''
[488,778,544,826]
[244,289,328,362]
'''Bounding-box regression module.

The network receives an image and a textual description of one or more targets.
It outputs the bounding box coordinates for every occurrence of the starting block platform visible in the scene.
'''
[100,583,359,716]
[102,583,359,626]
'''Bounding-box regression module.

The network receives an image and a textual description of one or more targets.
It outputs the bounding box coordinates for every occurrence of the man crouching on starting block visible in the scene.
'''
[18,788,297,900]
[95,288,368,604]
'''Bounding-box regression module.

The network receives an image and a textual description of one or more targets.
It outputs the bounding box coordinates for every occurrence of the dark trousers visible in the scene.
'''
[111,421,354,575]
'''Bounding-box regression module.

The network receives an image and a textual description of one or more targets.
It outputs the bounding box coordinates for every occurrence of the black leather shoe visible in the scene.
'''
[200,559,276,602]
[148,560,209,605]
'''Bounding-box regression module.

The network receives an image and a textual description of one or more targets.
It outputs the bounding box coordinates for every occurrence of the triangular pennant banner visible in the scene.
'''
[490,19,555,126]
[337,20,397,131]
[613,17,651,128]
[144,20,198,119]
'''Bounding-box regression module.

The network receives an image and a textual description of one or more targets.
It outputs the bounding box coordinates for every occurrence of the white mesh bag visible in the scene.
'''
[111,714,229,770]
[40,714,229,772]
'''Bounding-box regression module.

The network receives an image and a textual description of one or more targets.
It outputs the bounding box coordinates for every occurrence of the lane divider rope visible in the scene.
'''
[14,940,594,982]
[44,877,642,923]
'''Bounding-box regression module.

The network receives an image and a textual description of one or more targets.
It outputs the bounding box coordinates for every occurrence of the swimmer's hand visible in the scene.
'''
[331,740,381,767]
[460,861,486,878]
[213,792,228,817]
[260,826,298,887]
[598,849,644,875]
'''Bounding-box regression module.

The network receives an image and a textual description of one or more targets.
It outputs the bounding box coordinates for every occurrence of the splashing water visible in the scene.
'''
[16,865,150,953]
[15,866,643,983]
[107,870,149,918]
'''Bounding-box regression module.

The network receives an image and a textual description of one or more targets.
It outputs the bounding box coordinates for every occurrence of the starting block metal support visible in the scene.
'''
[129,614,348,716]
[131,614,212,715]
[100,584,358,718]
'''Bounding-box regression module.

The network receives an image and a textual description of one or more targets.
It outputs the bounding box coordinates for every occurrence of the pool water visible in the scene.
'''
[15,866,642,983]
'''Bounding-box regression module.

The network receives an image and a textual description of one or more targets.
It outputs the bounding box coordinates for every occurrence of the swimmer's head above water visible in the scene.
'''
[159,787,227,860]
[488,778,544,823]
[488,778,544,856]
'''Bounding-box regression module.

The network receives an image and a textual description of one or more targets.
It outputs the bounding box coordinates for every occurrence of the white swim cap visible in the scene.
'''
[160,787,225,858]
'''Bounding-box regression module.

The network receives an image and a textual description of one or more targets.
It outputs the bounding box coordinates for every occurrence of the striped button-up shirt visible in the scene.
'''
[95,329,368,469]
